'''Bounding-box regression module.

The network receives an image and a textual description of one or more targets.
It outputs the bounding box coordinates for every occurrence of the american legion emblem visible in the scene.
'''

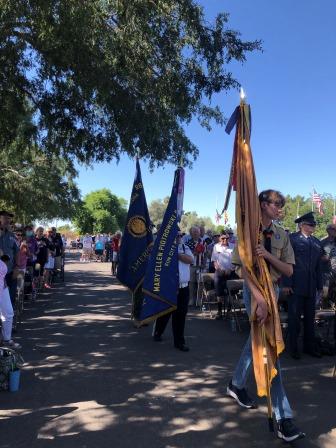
[127,215,147,238]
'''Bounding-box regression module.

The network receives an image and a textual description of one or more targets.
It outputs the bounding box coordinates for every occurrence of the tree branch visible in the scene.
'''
[0,167,26,179]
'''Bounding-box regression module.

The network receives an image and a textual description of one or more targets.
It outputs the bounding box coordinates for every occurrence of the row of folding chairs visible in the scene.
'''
[197,272,336,344]
[197,272,246,330]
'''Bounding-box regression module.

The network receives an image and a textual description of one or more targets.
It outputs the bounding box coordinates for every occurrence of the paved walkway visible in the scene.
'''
[0,253,335,448]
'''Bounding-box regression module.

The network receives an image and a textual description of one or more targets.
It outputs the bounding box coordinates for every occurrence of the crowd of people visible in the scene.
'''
[151,190,336,443]
[78,231,122,275]
[170,211,336,360]
[0,210,65,351]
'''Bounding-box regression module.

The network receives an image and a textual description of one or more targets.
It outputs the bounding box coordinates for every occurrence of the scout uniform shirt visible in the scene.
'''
[231,222,295,282]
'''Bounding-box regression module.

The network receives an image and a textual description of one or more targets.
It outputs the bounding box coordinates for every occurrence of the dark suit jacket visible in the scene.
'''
[282,231,323,297]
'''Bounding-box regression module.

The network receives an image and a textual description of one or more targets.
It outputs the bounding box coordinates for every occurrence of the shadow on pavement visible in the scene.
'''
[0,254,335,448]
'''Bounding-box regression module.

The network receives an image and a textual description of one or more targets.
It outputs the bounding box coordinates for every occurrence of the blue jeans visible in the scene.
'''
[232,284,293,421]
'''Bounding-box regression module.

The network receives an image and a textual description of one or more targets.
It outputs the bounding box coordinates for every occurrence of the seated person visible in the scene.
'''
[211,232,237,319]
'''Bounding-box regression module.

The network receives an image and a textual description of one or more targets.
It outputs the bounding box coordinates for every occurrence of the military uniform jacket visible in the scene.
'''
[282,231,323,297]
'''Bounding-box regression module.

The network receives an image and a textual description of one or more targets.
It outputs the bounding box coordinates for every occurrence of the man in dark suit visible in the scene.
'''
[282,212,323,359]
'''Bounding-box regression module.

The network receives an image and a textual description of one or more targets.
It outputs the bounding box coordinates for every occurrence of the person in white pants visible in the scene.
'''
[0,258,20,349]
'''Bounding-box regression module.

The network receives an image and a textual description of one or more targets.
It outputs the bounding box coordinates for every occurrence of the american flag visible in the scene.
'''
[312,189,324,215]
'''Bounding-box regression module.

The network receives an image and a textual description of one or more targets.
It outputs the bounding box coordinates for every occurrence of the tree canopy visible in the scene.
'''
[148,197,215,232]
[0,128,80,223]
[73,188,127,234]
[1,0,261,167]
[180,211,215,233]
[281,194,333,239]
[148,196,170,226]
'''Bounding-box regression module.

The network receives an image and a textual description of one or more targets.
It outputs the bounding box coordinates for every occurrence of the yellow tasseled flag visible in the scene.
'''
[225,101,284,398]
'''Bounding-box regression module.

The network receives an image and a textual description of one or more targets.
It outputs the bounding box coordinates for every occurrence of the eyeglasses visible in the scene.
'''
[268,200,283,208]
[303,222,316,227]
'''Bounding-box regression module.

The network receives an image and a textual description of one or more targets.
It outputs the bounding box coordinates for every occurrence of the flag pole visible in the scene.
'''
[261,325,274,431]
[131,149,140,324]
[240,88,274,432]
[296,201,300,231]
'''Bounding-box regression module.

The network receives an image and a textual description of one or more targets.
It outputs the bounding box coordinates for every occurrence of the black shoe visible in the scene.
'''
[226,380,256,409]
[277,419,305,442]
[174,344,189,352]
[303,349,322,358]
[290,350,301,360]
[153,334,162,342]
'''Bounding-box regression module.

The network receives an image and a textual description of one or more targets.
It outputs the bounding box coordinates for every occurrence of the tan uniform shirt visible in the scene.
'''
[231,222,295,283]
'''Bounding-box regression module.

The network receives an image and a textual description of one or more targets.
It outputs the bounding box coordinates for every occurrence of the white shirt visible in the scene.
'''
[178,243,193,286]
[211,243,234,271]
[82,236,93,249]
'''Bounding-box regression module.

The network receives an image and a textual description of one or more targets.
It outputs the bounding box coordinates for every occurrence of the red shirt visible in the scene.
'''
[111,237,120,252]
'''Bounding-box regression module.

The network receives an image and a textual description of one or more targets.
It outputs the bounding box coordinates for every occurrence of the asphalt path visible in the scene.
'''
[0,253,335,448]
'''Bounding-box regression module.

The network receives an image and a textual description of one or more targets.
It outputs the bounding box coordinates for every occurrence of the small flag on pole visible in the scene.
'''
[312,189,324,215]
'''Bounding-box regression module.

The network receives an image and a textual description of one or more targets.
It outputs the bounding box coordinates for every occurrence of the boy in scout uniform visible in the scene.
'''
[227,189,305,443]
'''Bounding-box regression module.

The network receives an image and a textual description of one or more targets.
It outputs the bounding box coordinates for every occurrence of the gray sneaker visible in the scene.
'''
[227,380,256,409]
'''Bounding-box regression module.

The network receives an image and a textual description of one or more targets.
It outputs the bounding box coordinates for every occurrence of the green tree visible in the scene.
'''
[57,224,71,233]
[1,0,261,166]
[180,211,215,233]
[281,194,333,239]
[0,145,80,223]
[148,196,170,226]
[73,189,127,234]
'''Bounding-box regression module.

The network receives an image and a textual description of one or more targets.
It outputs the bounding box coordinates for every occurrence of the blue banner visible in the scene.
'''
[117,159,153,294]
[139,168,184,324]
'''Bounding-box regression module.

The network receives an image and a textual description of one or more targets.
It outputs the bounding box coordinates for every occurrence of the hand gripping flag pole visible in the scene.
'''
[223,89,285,432]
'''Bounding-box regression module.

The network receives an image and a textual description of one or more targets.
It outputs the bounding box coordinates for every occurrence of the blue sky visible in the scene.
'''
[75,1,336,227]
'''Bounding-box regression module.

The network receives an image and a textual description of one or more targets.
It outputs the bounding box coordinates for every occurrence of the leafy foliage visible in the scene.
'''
[0,0,261,167]
[149,196,215,232]
[281,194,333,239]
[0,133,80,223]
[73,188,127,234]
[180,211,215,233]
[148,196,170,226]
